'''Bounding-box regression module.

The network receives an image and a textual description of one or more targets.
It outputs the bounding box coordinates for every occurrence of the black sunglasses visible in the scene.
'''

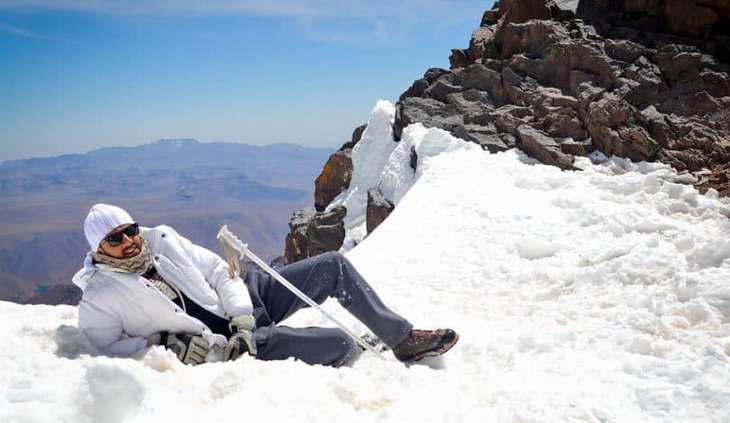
[103,223,140,247]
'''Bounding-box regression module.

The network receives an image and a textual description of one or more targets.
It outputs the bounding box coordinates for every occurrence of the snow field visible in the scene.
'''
[335,102,730,421]
[1,100,729,422]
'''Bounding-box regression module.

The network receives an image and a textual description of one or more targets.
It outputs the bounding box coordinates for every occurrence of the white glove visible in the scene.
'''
[148,332,209,365]
[224,315,257,361]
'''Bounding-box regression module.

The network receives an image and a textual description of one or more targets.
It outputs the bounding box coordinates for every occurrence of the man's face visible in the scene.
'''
[98,223,141,259]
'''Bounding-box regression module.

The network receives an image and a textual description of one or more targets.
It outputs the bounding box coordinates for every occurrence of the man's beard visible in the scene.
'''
[92,236,154,274]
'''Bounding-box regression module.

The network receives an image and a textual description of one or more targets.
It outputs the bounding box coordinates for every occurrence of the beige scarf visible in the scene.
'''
[93,235,154,274]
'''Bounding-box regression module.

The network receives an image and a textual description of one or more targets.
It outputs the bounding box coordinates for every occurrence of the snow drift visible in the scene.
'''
[1,101,729,422]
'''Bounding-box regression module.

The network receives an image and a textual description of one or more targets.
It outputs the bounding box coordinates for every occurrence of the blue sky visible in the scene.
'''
[0,1,494,163]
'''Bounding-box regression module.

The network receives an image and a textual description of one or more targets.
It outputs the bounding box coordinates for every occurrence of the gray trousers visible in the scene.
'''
[243,251,413,367]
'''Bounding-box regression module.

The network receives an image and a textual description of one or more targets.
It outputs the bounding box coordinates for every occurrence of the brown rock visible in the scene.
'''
[586,98,663,161]
[638,105,676,149]
[452,124,512,153]
[314,149,353,212]
[697,164,730,196]
[366,187,395,235]
[425,79,462,103]
[665,0,720,38]
[500,0,552,24]
[559,137,596,156]
[605,39,647,63]
[497,20,570,60]
[448,90,496,125]
[394,97,464,140]
[517,124,577,170]
[450,26,498,69]
[656,45,703,82]
[453,64,510,106]
[540,106,591,141]
[284,205,346,264]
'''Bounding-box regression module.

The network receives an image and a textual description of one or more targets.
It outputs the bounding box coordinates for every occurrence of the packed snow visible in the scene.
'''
[2,100,730,422]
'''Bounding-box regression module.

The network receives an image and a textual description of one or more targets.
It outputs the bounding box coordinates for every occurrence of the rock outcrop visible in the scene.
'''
[284,0,730,264]
[431,0,730,179]
[283,126,365,263]
[284,204,347,264]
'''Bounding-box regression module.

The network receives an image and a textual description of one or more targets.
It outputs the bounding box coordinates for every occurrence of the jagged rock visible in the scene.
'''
[394,97,464,140]
[656,45,703,83]
[453,64,510,106]
[448,91,494,125]
[452,124,512,153]
[497,20,570,60]
[637,105,674,148]
[397,0,729,193]
[517,124,577,170]
[540,106,591,141]
[605,38,647,63]
[366,187,395,235]
[424,79,462,103]
[284,205,346,264]
[665,0,719,38]
[400,67,452,98]
[500,0,553,24]
[450,25,498,68]
[586,97,663,161]
[491,107,529,135]
[559,137,595,156]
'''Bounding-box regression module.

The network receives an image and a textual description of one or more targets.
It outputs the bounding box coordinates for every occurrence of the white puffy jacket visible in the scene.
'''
[72,225,253,357]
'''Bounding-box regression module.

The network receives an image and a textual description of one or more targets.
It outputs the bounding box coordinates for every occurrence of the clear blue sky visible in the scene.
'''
[0,1,494,163]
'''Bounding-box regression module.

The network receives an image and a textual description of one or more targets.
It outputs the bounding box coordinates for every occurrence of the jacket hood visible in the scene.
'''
[72,253,97,291]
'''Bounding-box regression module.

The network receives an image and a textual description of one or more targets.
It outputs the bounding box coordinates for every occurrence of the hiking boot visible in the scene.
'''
[393,329,459,363]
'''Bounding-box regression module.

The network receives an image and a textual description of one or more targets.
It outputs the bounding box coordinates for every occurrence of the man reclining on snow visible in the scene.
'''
[72,203,459,367]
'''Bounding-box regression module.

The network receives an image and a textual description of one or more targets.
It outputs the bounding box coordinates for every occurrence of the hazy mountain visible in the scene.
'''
[0,139,333,304]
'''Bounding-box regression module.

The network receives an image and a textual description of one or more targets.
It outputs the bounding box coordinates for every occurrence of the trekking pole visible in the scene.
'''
[217,225,387,360]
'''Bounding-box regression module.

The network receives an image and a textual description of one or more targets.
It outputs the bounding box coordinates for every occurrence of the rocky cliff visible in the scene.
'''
[285,0,730,264]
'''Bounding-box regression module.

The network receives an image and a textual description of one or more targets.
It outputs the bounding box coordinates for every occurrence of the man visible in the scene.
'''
[73,203,459,367]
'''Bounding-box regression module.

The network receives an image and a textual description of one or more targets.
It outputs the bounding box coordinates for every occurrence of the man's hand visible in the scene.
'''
[224,315,257,361]
[148,332,209,365]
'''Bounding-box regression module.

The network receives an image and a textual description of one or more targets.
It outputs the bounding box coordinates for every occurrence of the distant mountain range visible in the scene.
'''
[0,139,333,304]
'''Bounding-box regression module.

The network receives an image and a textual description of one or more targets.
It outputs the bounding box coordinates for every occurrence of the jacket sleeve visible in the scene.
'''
[164,226,254,318]
[78,299,148,356]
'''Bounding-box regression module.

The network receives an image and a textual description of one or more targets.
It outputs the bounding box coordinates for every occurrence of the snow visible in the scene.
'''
[2,100,730,422]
